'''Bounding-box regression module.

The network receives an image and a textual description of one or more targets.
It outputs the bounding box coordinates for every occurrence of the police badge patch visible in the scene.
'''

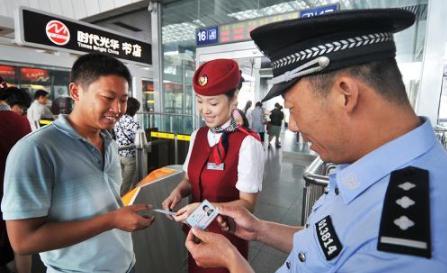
[315,216,343,260]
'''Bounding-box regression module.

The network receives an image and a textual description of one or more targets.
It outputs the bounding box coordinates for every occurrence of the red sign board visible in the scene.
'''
[0,65,16,80]
[20,67,49,82]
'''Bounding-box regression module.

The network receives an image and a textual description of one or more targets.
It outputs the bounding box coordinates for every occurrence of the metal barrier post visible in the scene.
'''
[135,129,149,182]
[174,134,178,164]
[300,157,331,225]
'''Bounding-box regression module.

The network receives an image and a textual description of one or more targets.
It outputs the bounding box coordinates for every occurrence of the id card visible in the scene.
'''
[153,209,177,217]
[186,200,219,230]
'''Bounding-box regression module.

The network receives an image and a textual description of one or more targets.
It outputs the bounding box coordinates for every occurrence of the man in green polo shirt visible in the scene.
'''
[1,53,153,273]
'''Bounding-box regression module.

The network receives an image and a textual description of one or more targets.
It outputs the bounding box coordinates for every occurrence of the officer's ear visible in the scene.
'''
[332,75,359,114]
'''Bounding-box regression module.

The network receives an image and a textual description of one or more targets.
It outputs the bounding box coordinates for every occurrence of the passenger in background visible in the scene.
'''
[114,97,141,195]
[268,103,284,148]
[233,108,249,128]
[27,89,53,130]
[250,102,266,143]
[1,53,153,273]
[0,84,32,273]
[162,59,265,273]
[242,100,252,115]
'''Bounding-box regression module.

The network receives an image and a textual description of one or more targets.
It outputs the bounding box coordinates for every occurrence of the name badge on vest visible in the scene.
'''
[207,162,224,171]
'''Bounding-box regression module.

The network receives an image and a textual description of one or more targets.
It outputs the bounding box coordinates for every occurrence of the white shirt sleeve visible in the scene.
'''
[182,129,199,173]
[236,135,265,193]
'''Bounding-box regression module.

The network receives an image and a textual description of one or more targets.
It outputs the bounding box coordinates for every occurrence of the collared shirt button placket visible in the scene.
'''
[298,252,306,262]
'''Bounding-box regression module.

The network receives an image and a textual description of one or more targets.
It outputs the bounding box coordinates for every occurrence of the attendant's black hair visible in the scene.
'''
[70,53,132,87]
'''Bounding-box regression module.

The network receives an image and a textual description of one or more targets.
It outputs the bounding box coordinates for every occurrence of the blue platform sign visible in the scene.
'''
[196,26,219,46]
[300,4,339,18]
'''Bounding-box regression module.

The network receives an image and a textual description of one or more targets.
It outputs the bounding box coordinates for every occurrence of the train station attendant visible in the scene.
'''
[162,59,265,273]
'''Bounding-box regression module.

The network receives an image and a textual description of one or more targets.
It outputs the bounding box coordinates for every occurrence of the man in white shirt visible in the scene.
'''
[27,89,52,130]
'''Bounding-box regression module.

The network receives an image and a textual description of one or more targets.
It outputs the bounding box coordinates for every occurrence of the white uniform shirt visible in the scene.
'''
[183,124,265,193]
[27,100,51,131]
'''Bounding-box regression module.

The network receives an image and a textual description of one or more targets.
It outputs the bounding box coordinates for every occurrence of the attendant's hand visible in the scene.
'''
[111,204,154,231]
[185,228,239,269]
[216,205,260,241]
[173,202,200,223]
[162,190,183,211]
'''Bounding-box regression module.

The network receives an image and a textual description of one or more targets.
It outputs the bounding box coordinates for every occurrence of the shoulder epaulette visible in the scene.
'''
[377,166,431,258]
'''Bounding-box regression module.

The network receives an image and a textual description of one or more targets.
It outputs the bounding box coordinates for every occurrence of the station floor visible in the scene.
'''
[248,130,314,273]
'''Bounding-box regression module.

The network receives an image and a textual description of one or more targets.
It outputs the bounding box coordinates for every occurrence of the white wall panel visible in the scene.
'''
[60,0,75,18]
[71,0,87,19]
[0,0,145,20]
[83,0,100,17]
[115,0,133,7]
[28,0,39,9]
[48,0,62,14]
[37,0,51,13]
[99,0,115,12]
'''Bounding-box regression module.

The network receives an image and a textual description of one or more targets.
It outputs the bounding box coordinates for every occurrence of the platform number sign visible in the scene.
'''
[196,26,219,46]
[300,4,339,18]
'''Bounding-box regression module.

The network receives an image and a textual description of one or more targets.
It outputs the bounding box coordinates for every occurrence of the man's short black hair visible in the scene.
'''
[307,58,410,105]
[34,89,48,100]
[126,97,141,116]
[70,53,132,87]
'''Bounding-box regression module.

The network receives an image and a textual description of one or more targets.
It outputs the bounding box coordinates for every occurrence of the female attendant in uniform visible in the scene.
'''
[162,59,265,273]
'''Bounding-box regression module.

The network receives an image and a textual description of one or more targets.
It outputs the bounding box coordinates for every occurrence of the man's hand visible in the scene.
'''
[216,205,260,241]
[173,202,200,223]
[111,204,154,231]
[186,228,254,273]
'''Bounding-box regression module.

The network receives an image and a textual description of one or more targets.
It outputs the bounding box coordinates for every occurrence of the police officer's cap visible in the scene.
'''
[250,8,415,102]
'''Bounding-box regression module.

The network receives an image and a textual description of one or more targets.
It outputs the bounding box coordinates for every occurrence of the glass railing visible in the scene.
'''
[136,111,194,135]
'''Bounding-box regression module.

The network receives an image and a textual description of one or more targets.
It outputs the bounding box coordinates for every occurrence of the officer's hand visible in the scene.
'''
[185,228,239,269]
[173,202,200,223]
[112,204,154,231]
[216,205,259,241]
[162,191,182,211]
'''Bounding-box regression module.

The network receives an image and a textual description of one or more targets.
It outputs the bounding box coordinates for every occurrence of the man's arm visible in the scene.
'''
[6,204,153,255]
[255,220,301,253]
[217,205,302,253]
[185,228,255,273]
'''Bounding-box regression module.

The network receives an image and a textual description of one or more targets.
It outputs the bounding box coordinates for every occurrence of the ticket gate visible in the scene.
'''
[122,165,188,273]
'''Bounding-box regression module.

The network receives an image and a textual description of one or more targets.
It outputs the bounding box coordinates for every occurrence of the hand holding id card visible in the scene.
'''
[185,200,219,230]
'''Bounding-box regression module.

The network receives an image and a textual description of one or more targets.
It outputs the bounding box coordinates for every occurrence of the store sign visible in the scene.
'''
[0,65,16,79]
[16,7,151,64]
[20,67,49,82]
[299,4,339,18]
[196,26,219,46]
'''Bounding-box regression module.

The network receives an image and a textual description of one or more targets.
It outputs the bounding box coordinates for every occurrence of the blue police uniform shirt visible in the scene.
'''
[1,115,135,273]
[277,117,447,273]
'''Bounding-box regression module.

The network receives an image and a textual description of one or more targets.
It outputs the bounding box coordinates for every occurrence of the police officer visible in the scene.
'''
[184,8,447,273]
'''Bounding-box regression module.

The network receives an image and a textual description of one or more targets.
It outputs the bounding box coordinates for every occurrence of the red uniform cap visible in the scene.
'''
[193,59,241,96]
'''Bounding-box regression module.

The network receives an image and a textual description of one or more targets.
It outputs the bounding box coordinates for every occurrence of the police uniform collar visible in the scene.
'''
[334,117,436,204]
[250,8,415,102]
